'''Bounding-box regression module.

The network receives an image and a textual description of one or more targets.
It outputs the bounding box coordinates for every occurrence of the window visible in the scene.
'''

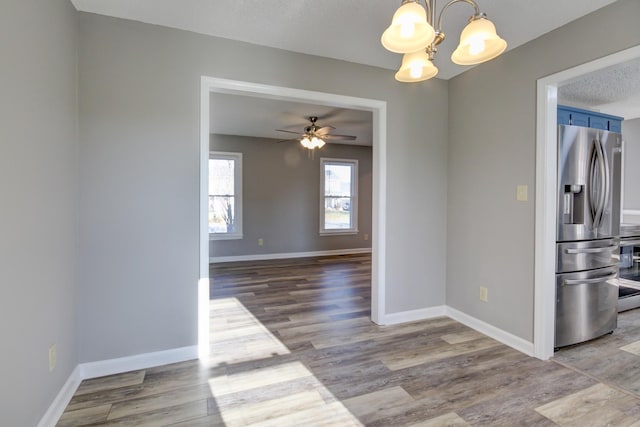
[209,152,242,240]
[320,158,358,234]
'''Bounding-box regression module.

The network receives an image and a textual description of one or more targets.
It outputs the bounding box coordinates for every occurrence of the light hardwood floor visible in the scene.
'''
[57,254,640,426]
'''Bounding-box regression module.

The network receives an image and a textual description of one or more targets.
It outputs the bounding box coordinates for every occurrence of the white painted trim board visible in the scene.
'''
[210,248,372,263]
[534,45,640,361]
[38,346,198,427]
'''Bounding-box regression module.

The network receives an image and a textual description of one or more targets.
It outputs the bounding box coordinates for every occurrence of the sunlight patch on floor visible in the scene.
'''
[206,297,363,426]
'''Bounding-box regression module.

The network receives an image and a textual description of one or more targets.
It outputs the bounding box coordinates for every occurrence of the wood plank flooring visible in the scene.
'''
[57,254,640,426]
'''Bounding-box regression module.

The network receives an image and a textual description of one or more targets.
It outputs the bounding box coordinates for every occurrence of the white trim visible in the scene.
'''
[201,76,387,325]
[534,78,558,361]
[209,233,243,240]
[208,151,243,239]
[78,346,198,380]
[380,306,446,325]
[372,105,387,325]
[363,304,535,357]
[534,45,640,361]
[37,366,82,427]
[38,346,198,426]
[199,78,211,358]
[319,157,359,234]
[210,247,372,264]
[446,307,535,357]
[621,139,625,221]
[623,210,640,215]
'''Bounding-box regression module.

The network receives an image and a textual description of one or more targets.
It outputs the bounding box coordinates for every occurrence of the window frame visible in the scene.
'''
[319,157,358,235]
[208,151,243,240]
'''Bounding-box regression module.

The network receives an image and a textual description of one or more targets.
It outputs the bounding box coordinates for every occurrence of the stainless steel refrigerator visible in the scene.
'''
[555,124,622,348]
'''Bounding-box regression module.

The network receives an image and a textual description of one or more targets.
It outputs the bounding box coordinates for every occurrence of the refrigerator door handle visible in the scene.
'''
[594,138,608,229]
[597,138,610,229]
[565,245,618,254]
[563,273,618,286]
[588,140,599,226]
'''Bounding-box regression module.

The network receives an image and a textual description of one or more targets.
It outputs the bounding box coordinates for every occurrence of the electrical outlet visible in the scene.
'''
[49,344,57,372]
[364,234,369,241]
[258,238,264,246]
[479,287,489,302]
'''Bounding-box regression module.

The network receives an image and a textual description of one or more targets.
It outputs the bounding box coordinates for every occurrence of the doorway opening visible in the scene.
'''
[534,45,640,360]
[198,77,388,358]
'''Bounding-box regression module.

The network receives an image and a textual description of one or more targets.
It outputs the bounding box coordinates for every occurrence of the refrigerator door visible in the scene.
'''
[557,125,622,242]
[556,239,619,273]
[555,265,618,348]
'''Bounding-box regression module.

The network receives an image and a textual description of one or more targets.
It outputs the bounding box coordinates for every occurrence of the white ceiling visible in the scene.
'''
[558,57,640,120]
[71,0,637,140]
[210,93,373,146]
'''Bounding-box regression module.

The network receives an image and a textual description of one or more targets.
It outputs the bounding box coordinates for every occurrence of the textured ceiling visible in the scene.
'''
[70,0,617,81]
[210,93,373,146]
[558,58,640,120]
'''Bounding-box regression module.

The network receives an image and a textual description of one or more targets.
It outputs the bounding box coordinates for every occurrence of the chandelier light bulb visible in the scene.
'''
[451,16,507,65]
[400,21,415,38]
[381,1,435,54]
[410,64,423,79]
[468,37,486,55]
[395,50,438,82]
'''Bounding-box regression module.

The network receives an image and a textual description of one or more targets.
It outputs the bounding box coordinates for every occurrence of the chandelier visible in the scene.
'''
[381,0,507,82]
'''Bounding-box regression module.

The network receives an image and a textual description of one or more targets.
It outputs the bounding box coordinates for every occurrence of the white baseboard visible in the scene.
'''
[445,306,535,357]
[375,305,534,356]
[37,366,82,427]
[79,345,198,380]
[210,247,372,263]
[38,345,198,427]
[381,305,447,325]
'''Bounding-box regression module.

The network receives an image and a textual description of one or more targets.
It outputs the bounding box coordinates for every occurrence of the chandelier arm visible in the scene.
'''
[435,0,480,32]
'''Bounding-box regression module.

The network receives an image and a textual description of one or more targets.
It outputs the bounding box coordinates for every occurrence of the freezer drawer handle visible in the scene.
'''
[563,273,617,286]
[565,245,618,254]
[621,239,640,247]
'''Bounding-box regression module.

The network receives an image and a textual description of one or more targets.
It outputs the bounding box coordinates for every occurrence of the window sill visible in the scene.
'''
[209,233,243,241]
[320,230,359,236]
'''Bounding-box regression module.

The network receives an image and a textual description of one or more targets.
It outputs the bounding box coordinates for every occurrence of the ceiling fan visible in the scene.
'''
[276,116,356,149]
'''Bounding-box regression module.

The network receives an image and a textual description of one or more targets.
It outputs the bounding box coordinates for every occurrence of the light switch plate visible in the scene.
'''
[516,185,528,202]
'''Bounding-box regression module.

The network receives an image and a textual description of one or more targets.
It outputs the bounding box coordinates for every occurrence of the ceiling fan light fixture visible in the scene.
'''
[300,135,325,149]
[451,15,507,65]
[395,50,438,82]
[381,1,435,54]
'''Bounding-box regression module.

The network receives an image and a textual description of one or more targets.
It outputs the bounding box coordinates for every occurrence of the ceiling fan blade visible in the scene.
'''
[322,134,357,141]
[275,129,302,135]
[276,138,299,143]
[315,126,335,136]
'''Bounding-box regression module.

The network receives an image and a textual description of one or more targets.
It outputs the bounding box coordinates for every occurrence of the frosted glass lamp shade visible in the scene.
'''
[300,136,325,149]
[395,50,438,82]
[381,2,435,54]
[451,17,507,65]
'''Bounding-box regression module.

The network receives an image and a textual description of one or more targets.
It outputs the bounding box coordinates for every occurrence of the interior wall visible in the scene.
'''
[623,117,640,210]
[447,0,640,341]
[77,11,448,362]
[0,0,79,424]
[209,135,372,258]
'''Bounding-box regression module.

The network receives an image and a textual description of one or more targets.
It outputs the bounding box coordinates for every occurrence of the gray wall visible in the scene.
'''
[210,135,372,258]
[447,0,640,341]
[623,118,640,209]
[77,12,448,362]
[0,0,79,425]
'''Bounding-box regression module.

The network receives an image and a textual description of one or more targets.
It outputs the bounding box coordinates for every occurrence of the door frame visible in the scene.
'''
[534,45,640,360]
[198,77,388,357]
